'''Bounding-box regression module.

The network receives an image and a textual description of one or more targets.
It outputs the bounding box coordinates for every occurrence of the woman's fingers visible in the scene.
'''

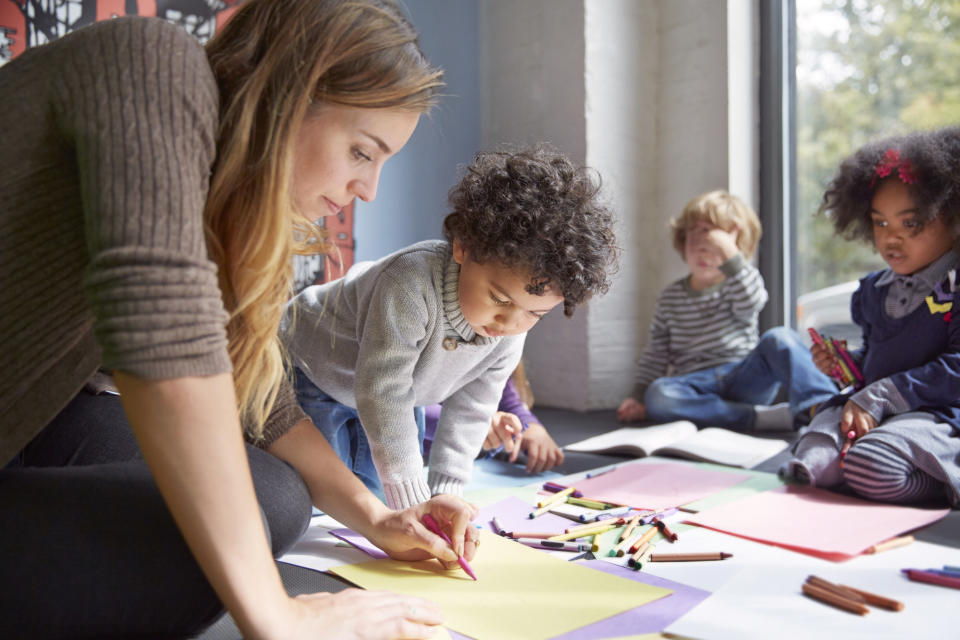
[292,589,444,639]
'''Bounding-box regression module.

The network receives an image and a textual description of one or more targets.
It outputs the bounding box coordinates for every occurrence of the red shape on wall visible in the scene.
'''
[320,200,356,283]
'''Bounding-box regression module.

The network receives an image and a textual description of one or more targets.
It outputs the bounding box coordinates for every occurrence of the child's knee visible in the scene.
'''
[757,326,800,354]
[643,380,677,416]
[840,437,937,503]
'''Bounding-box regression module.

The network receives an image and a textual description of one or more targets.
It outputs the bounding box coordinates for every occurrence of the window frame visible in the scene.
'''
[758,0,798,331]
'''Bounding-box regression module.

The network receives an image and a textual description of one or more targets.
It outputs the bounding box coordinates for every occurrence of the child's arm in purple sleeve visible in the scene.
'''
[498,377,540,426]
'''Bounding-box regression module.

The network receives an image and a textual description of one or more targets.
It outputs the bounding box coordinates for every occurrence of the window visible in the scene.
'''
[764,0,960,330]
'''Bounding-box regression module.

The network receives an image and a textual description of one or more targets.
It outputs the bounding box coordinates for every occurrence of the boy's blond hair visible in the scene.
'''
[670,190,762,259]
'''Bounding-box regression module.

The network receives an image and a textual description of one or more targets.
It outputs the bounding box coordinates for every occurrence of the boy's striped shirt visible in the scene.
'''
[633,254,768,397]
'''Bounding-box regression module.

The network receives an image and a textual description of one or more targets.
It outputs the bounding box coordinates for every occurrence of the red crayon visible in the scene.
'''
[902,568,960,590]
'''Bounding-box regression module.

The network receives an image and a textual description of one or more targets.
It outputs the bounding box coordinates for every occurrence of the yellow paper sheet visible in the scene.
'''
[330,530,672,640]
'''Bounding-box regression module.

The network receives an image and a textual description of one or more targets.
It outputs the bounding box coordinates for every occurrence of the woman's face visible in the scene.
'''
[291,104,420,221]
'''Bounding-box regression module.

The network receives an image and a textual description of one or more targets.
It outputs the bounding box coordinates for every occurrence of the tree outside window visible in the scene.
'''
[795,0,960,296]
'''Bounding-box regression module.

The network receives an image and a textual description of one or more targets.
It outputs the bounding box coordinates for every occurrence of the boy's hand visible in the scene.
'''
[368,495,480,568]
[697,224,740,262]
[484,411,524,458]
[617,397,646,422]
[517,422,564,473]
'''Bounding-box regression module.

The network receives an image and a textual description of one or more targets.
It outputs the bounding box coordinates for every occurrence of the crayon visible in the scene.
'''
[422,514,477,581]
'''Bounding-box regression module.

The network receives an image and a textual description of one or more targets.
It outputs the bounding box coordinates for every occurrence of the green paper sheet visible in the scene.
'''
[330,530,672,640]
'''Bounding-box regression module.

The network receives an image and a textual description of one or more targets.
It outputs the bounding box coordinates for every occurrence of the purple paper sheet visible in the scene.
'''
[330,528,388,559]
[446,559,710,640]
[550,560,710,638]
[474,495,574,537]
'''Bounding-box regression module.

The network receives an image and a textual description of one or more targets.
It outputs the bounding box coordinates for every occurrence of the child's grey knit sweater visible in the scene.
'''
[282,240,525,509]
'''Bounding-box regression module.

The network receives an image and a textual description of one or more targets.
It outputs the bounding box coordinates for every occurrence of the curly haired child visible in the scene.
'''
[618,190,836,431]
[782,126,960,507]
[282,144,618,509]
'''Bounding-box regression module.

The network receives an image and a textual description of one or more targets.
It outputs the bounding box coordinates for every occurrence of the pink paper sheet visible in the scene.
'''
[684,484,950,559]
[571,461,750,510]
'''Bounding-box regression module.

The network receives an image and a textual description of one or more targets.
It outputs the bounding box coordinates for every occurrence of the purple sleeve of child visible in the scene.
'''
[498,377,539,425]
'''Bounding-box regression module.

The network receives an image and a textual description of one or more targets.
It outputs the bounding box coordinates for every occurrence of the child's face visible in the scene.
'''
[870,179,954,275]
[683,220,727,287]
[452,240,564,338]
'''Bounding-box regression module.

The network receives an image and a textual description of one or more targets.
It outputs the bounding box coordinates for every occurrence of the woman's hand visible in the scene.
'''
[483,411,524,458]
[617,397,646,423]
[365,494,480,569]
[284,589,445,639]
[516,422,564,473]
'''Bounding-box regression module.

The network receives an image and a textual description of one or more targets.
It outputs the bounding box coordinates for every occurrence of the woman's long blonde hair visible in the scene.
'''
[204,0,443,440]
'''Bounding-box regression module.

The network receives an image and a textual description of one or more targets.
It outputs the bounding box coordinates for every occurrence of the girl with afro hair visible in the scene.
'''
[782,125,960,507]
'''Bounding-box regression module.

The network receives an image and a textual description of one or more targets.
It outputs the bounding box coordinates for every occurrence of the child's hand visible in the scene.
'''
[617,397,646,422]
[840,399,877,442]
[517,422,564,473]
[484,411,524,458]
[701,224,740,261]
[810,340,843,378]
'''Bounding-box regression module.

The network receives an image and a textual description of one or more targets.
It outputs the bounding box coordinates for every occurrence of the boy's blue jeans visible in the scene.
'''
[643,327,836,430]
[292,367,425,500]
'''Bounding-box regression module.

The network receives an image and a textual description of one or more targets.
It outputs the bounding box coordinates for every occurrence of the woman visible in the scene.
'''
[0,1,477,638]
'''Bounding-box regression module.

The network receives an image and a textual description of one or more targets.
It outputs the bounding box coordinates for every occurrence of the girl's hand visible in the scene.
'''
[810,342,840,378]
[483,411,524,458]
[366,495,480,568]
[617,397,646,422]
[285,589,445,639]
[517,422,564,473]
[840,400,877,441]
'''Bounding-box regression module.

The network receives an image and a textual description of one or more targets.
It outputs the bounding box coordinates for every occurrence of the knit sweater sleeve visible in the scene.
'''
[428,339,524,497]
[719,254,769,322]
[55,18,231,379]
[497,377,539,425]
[632,290,672,398]
[353,270,434,510]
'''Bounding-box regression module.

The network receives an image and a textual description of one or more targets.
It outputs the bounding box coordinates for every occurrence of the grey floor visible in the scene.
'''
[195,408,960,639]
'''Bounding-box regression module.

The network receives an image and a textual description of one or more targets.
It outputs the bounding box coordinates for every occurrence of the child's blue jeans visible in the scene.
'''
[643,327,836,430]
[292,367,425,501]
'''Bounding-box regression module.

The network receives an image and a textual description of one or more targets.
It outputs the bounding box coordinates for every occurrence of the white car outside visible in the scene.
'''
[795,280,862,350]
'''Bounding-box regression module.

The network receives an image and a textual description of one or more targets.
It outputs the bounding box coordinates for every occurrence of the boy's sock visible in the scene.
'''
[753,402,792,431]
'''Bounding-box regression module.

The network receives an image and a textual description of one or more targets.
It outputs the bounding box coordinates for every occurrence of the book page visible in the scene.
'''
[564,421,698,456]
[654,427,788,468]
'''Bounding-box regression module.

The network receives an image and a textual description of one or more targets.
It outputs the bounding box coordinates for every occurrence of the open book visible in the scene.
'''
[564,421,789,469]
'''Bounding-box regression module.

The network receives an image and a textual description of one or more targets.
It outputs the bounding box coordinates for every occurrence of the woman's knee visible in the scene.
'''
[247,446,311,556]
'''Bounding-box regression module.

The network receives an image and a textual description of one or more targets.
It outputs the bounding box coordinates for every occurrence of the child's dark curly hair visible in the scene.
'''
[819,125,960,244]
[443,144,619,317]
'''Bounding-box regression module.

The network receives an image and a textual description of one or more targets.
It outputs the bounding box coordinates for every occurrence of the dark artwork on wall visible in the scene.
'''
[0,0,356,290]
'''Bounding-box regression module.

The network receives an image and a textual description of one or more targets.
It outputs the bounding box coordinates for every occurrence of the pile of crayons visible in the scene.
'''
[492,482,732,570]
[808,328,864,389]
[801,575,903,616]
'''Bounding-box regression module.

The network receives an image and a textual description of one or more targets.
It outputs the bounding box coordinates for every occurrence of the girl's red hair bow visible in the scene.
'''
[873,148,917,185]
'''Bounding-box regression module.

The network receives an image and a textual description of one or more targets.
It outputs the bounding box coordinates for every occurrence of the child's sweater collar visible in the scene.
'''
[441,248,498,346]
[875,248,960,290]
